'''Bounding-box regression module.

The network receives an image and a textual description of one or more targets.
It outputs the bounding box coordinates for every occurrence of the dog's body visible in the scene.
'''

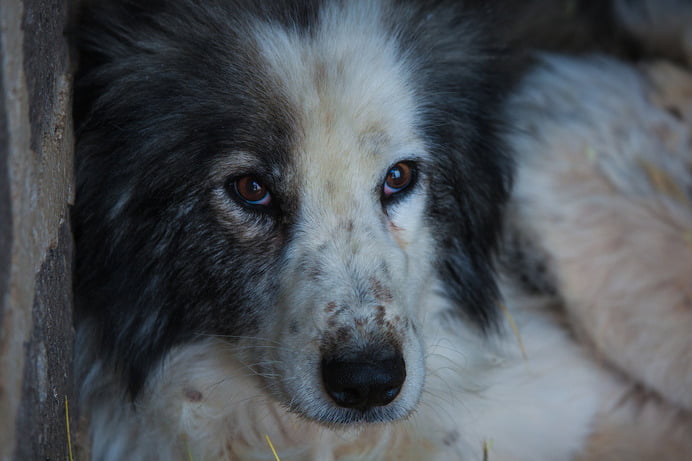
[506,55,692,415]
[502,55,692,460]
[73,1,692,459]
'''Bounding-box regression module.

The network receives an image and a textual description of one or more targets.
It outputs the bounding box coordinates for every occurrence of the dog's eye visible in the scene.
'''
[234,176,271,206]
[383,162,415,197]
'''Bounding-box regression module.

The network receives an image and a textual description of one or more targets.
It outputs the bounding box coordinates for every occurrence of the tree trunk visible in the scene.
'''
[0,0,76,460]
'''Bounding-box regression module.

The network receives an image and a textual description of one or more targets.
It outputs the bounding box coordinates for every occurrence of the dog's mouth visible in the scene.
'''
[267,330,424,426]
[284,363,415,426]
[265,229,429,426]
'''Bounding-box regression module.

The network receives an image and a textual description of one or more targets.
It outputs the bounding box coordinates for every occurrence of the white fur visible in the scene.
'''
[507,55,692,412]
[247,3,432,425]
[84,283,628,461]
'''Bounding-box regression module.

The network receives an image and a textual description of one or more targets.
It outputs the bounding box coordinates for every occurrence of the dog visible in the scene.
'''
[72,1,692,459]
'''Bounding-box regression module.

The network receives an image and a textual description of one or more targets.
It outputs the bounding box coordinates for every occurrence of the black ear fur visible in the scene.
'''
[399,3,517,330]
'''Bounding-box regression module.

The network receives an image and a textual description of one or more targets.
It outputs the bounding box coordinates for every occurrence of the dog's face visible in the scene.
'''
[240,16,434,423]
[197,8,434,425]
[74,0,511,428]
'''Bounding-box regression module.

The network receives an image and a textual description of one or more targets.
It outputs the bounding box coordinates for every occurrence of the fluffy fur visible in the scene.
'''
[73,1,692,460]
[505,56,692,412]
[503,55,692,460]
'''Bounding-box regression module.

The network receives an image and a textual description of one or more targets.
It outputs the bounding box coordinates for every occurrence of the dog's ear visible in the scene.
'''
[71,0,169,132]
[425,126,512,332]
[72,0,208,400]
[399,2,515,331]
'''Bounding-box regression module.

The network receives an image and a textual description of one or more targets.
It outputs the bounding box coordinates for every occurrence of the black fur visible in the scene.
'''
[399,8,516,331]
[73,0,516,398]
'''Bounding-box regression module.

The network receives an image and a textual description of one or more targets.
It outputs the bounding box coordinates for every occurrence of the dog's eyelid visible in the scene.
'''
[381,160,419,203]
[236,176,271,204]
[224,173,278,212]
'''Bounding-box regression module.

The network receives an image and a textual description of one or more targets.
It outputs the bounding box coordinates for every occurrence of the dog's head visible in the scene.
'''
[74,0,512,426]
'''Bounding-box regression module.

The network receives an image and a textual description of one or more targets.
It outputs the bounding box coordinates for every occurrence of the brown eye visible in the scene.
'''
[383,162,414,196]
[234,176,271,206]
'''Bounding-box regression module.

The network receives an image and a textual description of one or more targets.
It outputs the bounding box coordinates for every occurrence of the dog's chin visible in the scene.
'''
[272,376,422,427]
[285,398,417,428]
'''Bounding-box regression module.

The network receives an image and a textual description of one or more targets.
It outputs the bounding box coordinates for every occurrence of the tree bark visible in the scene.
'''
[0,1,76,459]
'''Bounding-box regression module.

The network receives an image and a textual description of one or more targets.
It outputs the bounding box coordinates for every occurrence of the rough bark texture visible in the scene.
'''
[0,1,76,460]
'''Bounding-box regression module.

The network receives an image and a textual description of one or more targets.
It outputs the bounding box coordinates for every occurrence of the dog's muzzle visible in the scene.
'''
[321,350,406,411]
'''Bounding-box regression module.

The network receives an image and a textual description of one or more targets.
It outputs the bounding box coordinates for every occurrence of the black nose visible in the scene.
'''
[321,353,406,410]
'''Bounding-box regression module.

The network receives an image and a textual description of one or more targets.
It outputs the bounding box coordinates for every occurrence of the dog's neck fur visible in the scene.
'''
[80,281,624,461]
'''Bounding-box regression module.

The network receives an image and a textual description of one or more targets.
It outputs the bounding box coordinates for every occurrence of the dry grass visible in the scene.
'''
[500,303,528,362]
[265,434,281,461]
[64,397,74,461]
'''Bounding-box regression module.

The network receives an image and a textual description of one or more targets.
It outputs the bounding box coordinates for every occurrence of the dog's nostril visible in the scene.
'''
[321,353,406,410]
